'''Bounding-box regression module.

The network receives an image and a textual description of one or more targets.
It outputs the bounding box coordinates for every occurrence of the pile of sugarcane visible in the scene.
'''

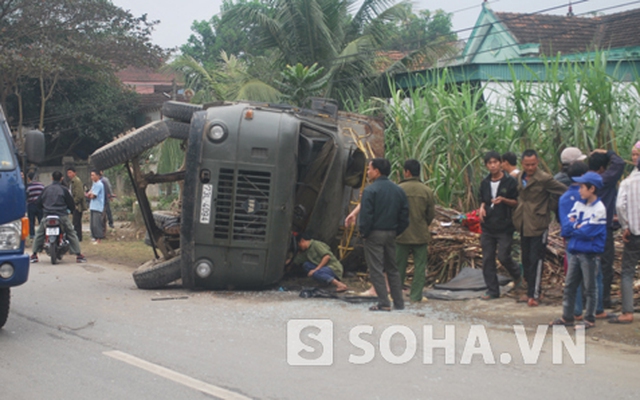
[420,206,639,298]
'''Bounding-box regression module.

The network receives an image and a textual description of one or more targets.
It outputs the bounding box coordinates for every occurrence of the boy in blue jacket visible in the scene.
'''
[551,171,606,329]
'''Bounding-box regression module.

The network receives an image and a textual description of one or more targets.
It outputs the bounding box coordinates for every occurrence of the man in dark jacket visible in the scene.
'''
[396,159,436,303]
[30,171,86,263]
[588,149,625,308]
[66,167,86,241]
[359,158,409,311]
[513,150,567,306]
[478,151,521,299]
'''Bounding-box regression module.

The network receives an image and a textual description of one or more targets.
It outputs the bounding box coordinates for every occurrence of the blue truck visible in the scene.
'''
[0,106,43,328]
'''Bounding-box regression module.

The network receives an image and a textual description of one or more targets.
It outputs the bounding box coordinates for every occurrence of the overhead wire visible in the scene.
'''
[327,0,640,85]
[9,1,640,128]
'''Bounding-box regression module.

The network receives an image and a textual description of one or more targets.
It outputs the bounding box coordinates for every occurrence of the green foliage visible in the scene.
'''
[0,0,164,130]
[382,54,640,211]
[166,52,281,103]
[4,76,139,163]
[277,63,328,106]
[181,0,269,68]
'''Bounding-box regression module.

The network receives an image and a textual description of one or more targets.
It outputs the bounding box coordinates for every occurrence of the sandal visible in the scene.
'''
[608,315,633,324]
[369,304,391,312]
[575,321,595,330]
[549,318,574,327]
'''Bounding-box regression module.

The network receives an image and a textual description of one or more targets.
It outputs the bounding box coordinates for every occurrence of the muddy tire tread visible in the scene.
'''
[89,121,170,171]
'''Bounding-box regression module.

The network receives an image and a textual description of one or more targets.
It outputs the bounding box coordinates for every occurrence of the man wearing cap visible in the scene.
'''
[550,171,606,329]
[554,147,587,186]
[611,157,640,324]
[513,150,567,307]
[588,149,625,308]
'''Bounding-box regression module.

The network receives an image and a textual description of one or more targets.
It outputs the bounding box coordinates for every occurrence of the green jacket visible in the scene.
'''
[293,240,343,279]
[69,175,86,212]
[396,177,436,245]
[513,168,567,237]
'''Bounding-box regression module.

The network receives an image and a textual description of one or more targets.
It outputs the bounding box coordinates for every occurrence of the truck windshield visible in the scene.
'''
[0,129,15,171]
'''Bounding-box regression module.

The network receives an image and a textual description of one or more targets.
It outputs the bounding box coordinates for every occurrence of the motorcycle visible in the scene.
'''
[44,215,70,264]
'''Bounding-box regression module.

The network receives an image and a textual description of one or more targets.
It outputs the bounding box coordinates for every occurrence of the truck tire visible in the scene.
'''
[132,255,182,289]
[165,120,191,141]
[152,211,180,229]
[162,101,202,123]
[89,121,170,171]
[0,288,9,329]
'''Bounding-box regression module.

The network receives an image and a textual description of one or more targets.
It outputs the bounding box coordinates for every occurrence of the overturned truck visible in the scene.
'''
[90,100,383,290]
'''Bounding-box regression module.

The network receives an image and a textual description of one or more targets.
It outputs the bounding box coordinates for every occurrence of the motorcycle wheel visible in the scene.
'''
[49,241,58,265]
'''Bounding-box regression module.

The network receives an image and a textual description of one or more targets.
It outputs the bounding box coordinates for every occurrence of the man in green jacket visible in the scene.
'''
[396,159,436,302]
[513,150,567,306]
[66,167,87,241]
[292,232,348,292]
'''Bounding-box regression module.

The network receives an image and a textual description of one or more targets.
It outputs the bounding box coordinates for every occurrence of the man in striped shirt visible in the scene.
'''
[26,172,44,238]
[611,157,640,324]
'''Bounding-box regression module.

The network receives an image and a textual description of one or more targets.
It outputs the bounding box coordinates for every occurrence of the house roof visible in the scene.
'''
[116,66,181,85]
[495,8,640,57]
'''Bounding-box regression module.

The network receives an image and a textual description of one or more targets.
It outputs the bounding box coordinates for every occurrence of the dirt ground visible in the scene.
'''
[32,223,640,348]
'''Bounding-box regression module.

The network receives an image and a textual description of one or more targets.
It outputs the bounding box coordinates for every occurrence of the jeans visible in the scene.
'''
[105,199,114,227]
[396,243,427,302]
[302,261,337,284]
[364,230,404,309]
[573,254,604,316]
[480,231,521,297]
[600,227,615,306]
[563,252,598,323]
[32,214,82,256]
[620,234,640,314]
[72,209,83,242]
[521,232,547,299]
[27,203,43,237]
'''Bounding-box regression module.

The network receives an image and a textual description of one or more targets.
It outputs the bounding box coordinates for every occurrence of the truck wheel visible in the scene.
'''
[132,255,182,289]
[165,120,191,141]
[89,121,170,171]
[0,288,9,329]
[152,211,180,229]
[162,101,202,123]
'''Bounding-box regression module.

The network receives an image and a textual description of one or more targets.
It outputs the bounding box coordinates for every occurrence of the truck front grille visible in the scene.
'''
[214,168,271,242]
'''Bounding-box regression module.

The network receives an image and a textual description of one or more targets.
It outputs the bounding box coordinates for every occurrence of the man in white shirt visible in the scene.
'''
[611,158,640,324]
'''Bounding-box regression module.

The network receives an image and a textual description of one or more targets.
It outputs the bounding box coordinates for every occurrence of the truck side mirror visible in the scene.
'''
[24,129,45,164]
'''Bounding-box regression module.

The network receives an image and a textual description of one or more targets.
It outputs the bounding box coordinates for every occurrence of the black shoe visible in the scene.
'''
[76,254,87,263]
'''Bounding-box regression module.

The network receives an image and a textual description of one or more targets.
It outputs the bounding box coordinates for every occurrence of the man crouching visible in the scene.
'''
[291,233,348,292]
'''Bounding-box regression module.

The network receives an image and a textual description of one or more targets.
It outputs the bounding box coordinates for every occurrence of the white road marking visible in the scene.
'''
[103,350,250,400]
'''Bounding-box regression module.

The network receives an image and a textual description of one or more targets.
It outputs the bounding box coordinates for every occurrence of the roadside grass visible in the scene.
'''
[81,227,152,267]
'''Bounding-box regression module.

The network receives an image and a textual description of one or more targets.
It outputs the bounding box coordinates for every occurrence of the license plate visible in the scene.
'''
[199,184,213,224]
[46,227,60,236]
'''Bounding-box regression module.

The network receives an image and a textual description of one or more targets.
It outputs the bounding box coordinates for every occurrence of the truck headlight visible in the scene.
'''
[195,260,213,278]
[0,219,22,251]
[206,124,227,143]
[0,263,14,279]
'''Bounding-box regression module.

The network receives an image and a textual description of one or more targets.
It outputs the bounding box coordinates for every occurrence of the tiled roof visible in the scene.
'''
[116,66,180,84]
[495,8,640,56]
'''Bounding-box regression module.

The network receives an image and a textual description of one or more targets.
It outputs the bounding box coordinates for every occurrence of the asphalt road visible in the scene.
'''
[1,258,639,399]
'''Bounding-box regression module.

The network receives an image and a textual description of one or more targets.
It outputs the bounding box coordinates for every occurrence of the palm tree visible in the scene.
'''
[224,0,413,103]
[166,51,281,103]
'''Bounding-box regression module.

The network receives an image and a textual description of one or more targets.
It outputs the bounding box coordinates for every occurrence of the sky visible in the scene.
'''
[110,0,640,50]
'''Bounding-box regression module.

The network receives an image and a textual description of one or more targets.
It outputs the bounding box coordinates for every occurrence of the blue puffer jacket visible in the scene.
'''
[565,197,607,254]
